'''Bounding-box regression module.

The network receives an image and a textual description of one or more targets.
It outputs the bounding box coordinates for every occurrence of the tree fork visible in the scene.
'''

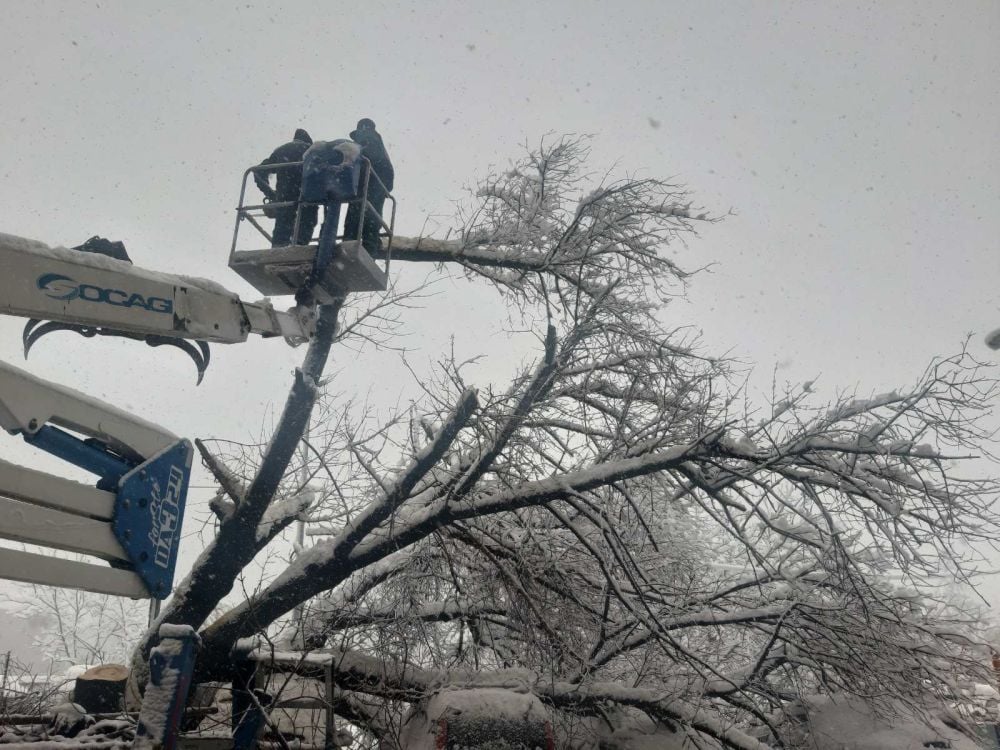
[130,302,343,686]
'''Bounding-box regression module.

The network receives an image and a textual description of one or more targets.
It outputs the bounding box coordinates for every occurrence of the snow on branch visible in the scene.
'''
[195,437,246,505]
[373,136,710,308]
[347,433,724,562]
[255,489,315,544]
[324,599,507,631]
[333,387,479,558]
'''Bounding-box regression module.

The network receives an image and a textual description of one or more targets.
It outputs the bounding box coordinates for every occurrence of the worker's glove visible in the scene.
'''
[262,197,278,219]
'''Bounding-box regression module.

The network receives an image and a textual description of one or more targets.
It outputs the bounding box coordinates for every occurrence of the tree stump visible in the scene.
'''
[72,664,128,714]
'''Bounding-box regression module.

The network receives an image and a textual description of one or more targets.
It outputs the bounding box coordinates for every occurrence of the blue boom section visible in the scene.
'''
[300,139,362,204]
[113,440,193,599]
[134,625,200,750]
[20,426,192,599]
[24,425,133,490]
[301,139,364,301]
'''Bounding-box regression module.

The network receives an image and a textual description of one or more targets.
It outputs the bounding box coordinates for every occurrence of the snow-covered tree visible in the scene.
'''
[131,137,1000,749]
[7,578,147,670]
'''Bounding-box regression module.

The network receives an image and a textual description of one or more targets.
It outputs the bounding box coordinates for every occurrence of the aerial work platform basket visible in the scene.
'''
[229,141,396,304]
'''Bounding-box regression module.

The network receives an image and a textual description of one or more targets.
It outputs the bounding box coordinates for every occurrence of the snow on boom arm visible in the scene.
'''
[0,359,192,599]
[0,232,315,383]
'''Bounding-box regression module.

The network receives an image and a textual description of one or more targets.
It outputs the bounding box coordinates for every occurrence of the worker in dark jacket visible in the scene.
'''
[343,118,394,253]
[254,129,318,247]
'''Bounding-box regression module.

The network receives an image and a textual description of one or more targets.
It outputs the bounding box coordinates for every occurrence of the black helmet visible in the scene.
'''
[294,128,313,144]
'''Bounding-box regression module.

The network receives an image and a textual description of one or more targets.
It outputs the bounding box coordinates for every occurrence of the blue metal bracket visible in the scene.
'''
[297,139,364,304]
[113,440,193,599]
[18,423,192,599]
[23,425,133,490]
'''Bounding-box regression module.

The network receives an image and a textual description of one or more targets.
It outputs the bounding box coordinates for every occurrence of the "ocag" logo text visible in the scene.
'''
[37,273,173,314]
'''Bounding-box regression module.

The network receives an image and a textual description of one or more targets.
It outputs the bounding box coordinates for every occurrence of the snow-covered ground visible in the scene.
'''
[773,693,993,750]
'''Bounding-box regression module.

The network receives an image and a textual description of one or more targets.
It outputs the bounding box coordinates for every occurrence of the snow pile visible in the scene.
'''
[156,624,199,640]
[557,711,709,750]
[0,232,233,296]
[772,693,983,750]
[0,712,134,747]
[0,232,51,254]
[397,687,550,750]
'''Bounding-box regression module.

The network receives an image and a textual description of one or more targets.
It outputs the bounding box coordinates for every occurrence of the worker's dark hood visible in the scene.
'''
[350,127,381,142]
[294,128,313,144]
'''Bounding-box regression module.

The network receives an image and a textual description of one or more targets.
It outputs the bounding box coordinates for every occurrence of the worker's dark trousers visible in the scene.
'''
[344,194,386,253]
[271,205,318,247]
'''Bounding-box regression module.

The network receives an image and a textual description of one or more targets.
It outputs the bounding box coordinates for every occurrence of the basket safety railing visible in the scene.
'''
[230,158,396,279]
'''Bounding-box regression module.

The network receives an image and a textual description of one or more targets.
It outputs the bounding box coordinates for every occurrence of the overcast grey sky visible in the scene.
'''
[0,0,998,640]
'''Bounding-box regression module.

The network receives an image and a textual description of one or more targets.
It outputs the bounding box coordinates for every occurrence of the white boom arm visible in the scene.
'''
[0,359,178,460]
[0,232,313,344]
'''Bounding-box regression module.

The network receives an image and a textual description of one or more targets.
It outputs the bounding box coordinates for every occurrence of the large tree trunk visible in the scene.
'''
[128,302,342,697]
[245,646,772,750]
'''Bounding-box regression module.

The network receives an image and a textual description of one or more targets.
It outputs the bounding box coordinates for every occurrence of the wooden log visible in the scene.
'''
[72,664,128,714]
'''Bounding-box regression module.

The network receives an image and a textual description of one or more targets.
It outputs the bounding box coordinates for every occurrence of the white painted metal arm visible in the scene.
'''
[0,359,177,461]
[0,548,148,598]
